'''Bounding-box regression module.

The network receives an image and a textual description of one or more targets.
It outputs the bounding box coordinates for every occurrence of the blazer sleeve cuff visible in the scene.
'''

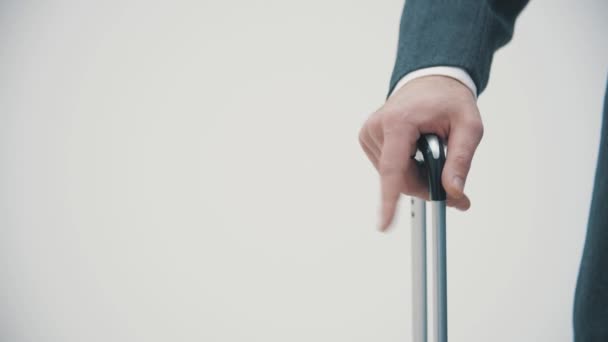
[389,66,478,99]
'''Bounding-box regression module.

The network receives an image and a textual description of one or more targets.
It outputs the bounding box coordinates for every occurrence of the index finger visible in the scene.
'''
[378,122,421,231]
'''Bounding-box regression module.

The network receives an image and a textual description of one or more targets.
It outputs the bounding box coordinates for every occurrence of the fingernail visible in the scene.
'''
[452,176,464,193]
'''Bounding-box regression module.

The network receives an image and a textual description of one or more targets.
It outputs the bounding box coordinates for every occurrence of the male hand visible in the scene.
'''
[359,76,484,231]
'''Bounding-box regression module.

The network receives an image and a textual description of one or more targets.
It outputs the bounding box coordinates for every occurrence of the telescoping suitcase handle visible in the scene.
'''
[411,134,447,342]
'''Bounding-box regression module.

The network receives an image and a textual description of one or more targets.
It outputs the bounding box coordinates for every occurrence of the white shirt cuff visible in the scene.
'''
[390,66,477,99]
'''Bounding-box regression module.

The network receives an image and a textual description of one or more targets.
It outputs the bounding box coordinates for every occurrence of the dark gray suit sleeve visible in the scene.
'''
[389,0,529,96]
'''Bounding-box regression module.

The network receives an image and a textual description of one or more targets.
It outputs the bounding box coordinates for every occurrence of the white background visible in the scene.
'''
[0,1,607,341]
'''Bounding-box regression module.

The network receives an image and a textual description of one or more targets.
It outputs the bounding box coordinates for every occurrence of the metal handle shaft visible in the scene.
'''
[411,198,427,342]
[412,134,448,342]
[431,201,447,342]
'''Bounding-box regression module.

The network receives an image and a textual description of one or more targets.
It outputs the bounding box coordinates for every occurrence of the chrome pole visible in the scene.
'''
[411,198,427,342]
[431,201,447,342]
[415,134,448,342]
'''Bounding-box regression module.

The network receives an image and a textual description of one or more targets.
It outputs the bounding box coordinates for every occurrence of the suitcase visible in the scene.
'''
[411,134,447,342]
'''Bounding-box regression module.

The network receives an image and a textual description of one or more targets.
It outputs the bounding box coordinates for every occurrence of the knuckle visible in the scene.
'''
[471,119,484,137]
[477,121,485,139]
[358,137,367,151]
[365,113,384,138]
[358,123,374,144]
[463,116,484,139]
[358,128,367,145]
[368,112,383,129]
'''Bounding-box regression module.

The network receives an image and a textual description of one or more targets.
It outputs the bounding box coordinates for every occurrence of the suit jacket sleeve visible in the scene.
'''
[389,0,529,96]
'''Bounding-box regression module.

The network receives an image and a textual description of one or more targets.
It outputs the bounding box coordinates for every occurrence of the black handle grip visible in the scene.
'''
[416,134,446,201]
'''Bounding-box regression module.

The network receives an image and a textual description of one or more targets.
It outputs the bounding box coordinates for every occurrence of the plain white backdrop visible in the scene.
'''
[0,1,607,341]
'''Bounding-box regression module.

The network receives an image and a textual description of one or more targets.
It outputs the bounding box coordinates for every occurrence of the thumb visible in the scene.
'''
[442,118,484,202]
